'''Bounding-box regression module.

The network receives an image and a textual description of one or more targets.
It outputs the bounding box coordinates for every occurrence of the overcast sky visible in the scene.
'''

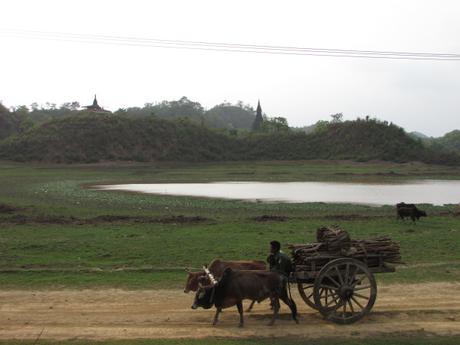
[1,0,459,137]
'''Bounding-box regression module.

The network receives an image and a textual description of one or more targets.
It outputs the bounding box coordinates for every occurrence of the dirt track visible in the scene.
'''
[1,282,460,340]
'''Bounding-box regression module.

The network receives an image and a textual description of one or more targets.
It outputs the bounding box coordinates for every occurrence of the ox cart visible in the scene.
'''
[288,227,400,324]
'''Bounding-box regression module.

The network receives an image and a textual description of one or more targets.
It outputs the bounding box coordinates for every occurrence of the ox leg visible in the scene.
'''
[212,307,222,326]
[269,297,280,326]
[236,301,244,327]
[246,300,256,312]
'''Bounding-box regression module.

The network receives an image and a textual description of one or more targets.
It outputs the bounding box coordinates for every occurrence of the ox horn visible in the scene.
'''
[202,265,218,286]
[185,267,191,273]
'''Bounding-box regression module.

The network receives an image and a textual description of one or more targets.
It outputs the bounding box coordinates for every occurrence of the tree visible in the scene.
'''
[314,120,329,133]
[12,105,29,116]
[261,116,289,133]
[330,113,343,123]
[60,102,80,111]
[0,102,8,114]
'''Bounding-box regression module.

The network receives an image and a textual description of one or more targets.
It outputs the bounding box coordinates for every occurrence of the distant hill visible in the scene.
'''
[409,131,430,140]
[242,119,459,164]
[204,105,254,129]
[1,114,458,165]
[0,114,237,163]
[118,98,255,129]
[1,98,256,138]
[433,130,460,154]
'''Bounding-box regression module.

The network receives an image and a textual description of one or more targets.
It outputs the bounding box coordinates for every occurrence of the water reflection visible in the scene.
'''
[98,180,460,206]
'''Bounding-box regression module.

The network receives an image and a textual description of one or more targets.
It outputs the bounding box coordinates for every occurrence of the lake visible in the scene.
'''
[97,180,460,206]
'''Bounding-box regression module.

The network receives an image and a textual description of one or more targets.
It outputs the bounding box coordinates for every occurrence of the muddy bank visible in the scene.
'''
[0,214,209,225]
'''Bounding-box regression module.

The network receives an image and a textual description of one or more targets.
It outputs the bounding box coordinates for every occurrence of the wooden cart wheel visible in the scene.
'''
[298,282,336,311]
[297,282,317,309]
[313,258,377,324]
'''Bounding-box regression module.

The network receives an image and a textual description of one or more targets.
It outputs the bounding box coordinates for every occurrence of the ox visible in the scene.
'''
[184,259,267,311]
[396,202,416,209]
[191,266,298,327]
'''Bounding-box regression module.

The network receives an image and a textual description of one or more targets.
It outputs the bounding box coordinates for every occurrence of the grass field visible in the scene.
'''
[0,160,459,289]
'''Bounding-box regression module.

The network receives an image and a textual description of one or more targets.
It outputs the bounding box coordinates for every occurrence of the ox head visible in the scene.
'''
[191,265,218,310]
[184,268,206,293]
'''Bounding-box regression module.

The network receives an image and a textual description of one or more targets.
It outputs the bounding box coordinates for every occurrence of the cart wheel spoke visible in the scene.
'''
[351,296,365,309]
[325,273,341,288]
[352,274,367,287]
[319,284,339,291]
[334,266,344,285]
[297,282,318,310]
[330,299,345,312]
[326,295,341,307]
[323,292,340,304]
[353,292,370,300]
[344,263,350,284]
[319,288,326,298]
[347,266,357,284]
[347,299,355,314]
[354,285,372,291]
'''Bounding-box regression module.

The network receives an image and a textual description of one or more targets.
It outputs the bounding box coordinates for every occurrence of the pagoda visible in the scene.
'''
[251,100,263,130]
[84,95,110,113]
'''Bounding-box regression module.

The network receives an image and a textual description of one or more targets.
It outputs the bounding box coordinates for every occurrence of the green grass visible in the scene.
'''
[0,218,459,288]
[0,160,459,288]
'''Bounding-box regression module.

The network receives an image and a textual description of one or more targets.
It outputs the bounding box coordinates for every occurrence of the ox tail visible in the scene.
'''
[287,278,293,302]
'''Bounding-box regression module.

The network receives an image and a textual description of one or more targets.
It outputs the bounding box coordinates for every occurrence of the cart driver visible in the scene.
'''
[267,240,293,277]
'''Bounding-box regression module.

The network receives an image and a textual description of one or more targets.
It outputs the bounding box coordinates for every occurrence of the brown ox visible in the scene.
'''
[191,267,298,327]
[184,259,267,311]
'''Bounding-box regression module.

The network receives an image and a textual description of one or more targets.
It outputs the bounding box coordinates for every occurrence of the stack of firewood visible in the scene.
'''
[288,226,402,271]
[316,226,351,252]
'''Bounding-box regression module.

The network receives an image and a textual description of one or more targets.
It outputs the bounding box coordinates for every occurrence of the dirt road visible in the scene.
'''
[1,282,459,340]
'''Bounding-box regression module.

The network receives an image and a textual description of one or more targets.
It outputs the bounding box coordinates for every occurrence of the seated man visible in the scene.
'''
[267,240,293,277]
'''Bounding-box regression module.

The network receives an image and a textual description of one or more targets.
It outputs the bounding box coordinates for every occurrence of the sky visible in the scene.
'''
[1,0,459,137]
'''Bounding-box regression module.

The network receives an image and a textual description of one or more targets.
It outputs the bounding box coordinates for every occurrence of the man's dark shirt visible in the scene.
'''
[268,251,292,276]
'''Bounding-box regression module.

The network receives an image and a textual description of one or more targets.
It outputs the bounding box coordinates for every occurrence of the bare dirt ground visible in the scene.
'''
[1,282,459,341]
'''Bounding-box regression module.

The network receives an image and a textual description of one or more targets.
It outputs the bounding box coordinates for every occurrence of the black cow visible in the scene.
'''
[396,203,427,222]
[191,267,298,327]
[396,202,416,209]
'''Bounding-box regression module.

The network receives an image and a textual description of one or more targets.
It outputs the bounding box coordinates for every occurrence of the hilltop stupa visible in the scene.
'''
[84,95,110,113]
[251,100,264,130]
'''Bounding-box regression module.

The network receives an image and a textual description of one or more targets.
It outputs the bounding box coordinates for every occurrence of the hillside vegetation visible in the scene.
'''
[0,104,32,140]
[0,114,237,163]
[432,130,460,154]
[2,98,256,132]
[1,113,458,164]
[120,98,255,130]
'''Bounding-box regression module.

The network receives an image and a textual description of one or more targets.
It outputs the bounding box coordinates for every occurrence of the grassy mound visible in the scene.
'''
[242,119,459,164]
[1,114,458,165]
[0,114,236,163]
